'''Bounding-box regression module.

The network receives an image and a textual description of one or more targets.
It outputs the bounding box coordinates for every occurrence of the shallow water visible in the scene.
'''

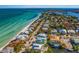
[0,9,40,48]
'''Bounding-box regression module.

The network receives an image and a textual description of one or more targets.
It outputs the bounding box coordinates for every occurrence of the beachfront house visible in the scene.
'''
[58,29,67,34]
[30,26,35,30]
[16,34,28,40]
[32,43,43,50]
[20,31,29,36]
[30,24,36,28]
[36,33,47,44]
[28,26,34,33]
[25,30,30,35]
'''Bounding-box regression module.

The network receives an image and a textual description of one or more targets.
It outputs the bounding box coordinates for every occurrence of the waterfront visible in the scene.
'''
[0,9,40,48]
[0,8,79,53]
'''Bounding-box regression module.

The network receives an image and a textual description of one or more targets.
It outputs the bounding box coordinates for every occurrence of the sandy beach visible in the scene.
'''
[0,13,41,51]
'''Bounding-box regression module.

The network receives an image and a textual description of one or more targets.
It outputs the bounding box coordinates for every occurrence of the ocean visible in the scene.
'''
[0,8,79,48]
[0,8,41,48]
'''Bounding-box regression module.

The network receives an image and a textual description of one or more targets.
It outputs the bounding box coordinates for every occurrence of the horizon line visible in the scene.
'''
[0,5,79,8]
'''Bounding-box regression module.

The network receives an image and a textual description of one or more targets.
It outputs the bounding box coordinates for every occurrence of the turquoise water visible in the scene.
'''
[0,9,40,48]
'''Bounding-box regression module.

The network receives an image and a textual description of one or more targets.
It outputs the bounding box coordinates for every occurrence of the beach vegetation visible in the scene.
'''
[73,45,79,52]
[14,40,25,53]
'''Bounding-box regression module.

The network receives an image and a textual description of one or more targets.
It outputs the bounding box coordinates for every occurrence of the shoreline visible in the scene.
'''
[0,13,41,51]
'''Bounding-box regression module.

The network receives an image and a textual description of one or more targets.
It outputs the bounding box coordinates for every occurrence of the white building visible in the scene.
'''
[32,43,43,50]
[42,27,48,31]
[68,30,75,34]
[45,20,49,24]
[51,29,57,34]
[20,31,29,35]
[43,24,49,27]
[42,24,49,31]
[16,34,28,40]
[25,30,30,35]
[58,29,67,34]
[72,37,79,44]
[28,26,34,33]
[36,33,47,44]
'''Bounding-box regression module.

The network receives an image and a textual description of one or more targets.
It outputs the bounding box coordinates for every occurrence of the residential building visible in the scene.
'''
[36,33,47,44]
[51,29,57,34]
[68,29,75,34]
[16,34,28,40]
[48,41,61,48]
[58,29,67,34]
[71,37,79,44]
[76,28,79,33]
[32,43,43,50]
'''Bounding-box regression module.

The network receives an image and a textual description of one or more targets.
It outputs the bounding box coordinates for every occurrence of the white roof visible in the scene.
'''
[33,43,43,46]
[43,24,49,27]
[72,37,79,43]
[28,28,33,32]
[36,33,47,40]
[59,29,67,33]
[25,30,29,34]
[51,29,57,33]
[76,29,79,32]
[59,29,66,31]
[25,35,29,38]
[37,33,47,37]
[74,39,79,43]
[46,20,49,22]
[42,27,48,31]
[32,43,43,50]
[68,30,75,33]
[20,31,29,35]
[29,27,34,30]
[16,35,27,40]
[30,25,35,27]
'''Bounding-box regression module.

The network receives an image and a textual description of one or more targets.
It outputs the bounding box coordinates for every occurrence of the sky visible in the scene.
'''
[0,5,79,8]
